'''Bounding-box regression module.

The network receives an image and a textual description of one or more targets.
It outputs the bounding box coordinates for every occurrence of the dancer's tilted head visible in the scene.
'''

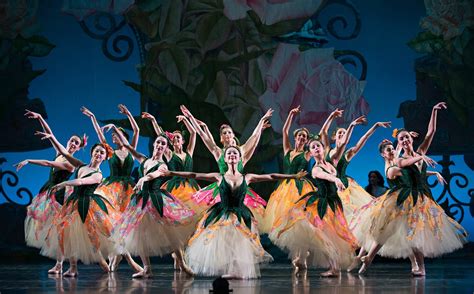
[66,135,83,154]
[111,127,129,146]
[308,136,325,159]
[293,128,309,147]
[220,124,235,145]
[224,146,241,165]
[331,128,346,144]
[90,143,108,164]
[153,135,170,156]
[378,140,395,160]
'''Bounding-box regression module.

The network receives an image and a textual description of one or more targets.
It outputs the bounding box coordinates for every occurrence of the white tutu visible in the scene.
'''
[338,178,374,224]
[115,197,195,257]
[186,213,272,279]
[350,192,468,258]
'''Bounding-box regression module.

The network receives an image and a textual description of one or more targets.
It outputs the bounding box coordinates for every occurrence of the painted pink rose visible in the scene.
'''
[62,0,135,20]
[420,0,474,40]
[223,0,324,25]
[259,44,369,133]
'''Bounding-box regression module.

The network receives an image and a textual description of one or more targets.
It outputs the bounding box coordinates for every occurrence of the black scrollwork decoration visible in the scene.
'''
[0,169,33,206]
[334,49,367,80]
[79,12,134,62]
[313,0,361,40]
[427,155,474,223]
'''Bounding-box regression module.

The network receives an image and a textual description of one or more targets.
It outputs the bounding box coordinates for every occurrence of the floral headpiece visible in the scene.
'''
[165,131,175,141]
[81,134,88,148]
[392,128,406,138]
[102,143,114,159]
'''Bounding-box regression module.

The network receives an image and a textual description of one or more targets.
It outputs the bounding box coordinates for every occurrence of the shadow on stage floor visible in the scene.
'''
[1,260,473,293]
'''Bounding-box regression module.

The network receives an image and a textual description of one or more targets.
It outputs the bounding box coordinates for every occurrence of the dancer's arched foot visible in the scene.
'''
[320,269,338,277]
[412,269,426,277]
[48,262,63,275]
[132,266,152,279]
[110,255,123,272]
[63,268,78,277]
[99,259,110,273]
[171,252,178,271]
[347,256,361,273]
[358,255,373,275]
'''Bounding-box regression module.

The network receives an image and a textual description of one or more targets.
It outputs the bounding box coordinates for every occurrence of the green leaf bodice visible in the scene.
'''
[133,159,173,216]
[39,157,73,205]
[103,152,134,186]
[204,176,253,230]
[165,152,199,190]
[297,166,343,219]
[326,149,350,187]
[65,165,110,223]
[282,151,310,195]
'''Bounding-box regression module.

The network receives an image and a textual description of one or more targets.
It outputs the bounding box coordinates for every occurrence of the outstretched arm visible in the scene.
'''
[282,106,299,155]
[180,105,221,160]
[319,108,344,154]
[418,102,447,154]
[426,170,447,185]
[164,170,221,182]
[81,106,106,144]
[24,110,63,154]
[331,116,367,164]
[246,170,307,184]
[346,121,391,162]
[241,108,273,165]
[177,115,197,157]
[14,159,74,172]
[312,166,346,191]
[397,154,436,168]
[52,173,102,191]
[119,104,140,150]
[35,131,84,167]
[141,112,164,136]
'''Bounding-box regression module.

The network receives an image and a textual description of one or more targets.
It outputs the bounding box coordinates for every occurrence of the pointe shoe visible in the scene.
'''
[358,256,372,275]
[100,260,110,273]
[347,256,361,273]
[177,263,194,276]
[172,252,178,270]
[412,269,426,276]
[320,270,338,277]
[111,255,123,272]
[63,268,78,277]
[131,262,144,274]
[132,266,152,279]
[48,263,63,275]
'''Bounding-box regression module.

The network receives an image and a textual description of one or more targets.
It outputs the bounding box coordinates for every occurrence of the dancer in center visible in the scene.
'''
[179,105,272,227]
[163,146,307,279]
[275,136,358,277]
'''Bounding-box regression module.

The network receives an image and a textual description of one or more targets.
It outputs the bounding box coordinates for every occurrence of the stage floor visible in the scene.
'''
[1,261,473,293]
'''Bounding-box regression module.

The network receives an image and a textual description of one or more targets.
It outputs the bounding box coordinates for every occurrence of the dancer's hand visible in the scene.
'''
[350,115,367,126]
[102,124,115,133]
[375,121,391,128]
[80,106,95,118]
[435,172,447,186]
[422,155,437,168]
[141,112,156,121]
[118,104,131,116]
[35,131,53,140]
[330,108,344,118]
[335,178,346,191]
[51,182,66,192]
[24,109,42,120]
[433,102,447,112]
[409,131,419,138]
[176,115,185,123]
[262,108,274,120]
[180,105,192,118]
[295,170,307,180]
[134,179,145,192]
[289,106,300,116]
[14,160,28,171]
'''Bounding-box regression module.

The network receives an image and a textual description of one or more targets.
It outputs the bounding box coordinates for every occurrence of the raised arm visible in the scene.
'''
[109,124,147,163]
[141,112,164,136]
[397,154,436,168]
[319,108,344,151]
[331,116,367,164]
[241,108,273,165]
[282,106,298,155]
[177,115,197,157]
[180,105,221,160]
[417,102,447,154]
[81,106,106,144]
[14,159,74,172]
[246,170,307,184]
[118,104,140,149]
[346,121,391,161]
[24,110,64,154]
[35,131,84,167]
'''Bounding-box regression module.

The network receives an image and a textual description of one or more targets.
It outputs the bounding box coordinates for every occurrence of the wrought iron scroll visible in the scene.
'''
[427,155,474,223]
[334,49,367,80]
[79,12,134,62]
[0,160,33,206]
[314,0,362,40]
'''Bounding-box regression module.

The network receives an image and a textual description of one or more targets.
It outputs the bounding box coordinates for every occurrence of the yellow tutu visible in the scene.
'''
[338,178,374,224]
[260,179,314,235]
